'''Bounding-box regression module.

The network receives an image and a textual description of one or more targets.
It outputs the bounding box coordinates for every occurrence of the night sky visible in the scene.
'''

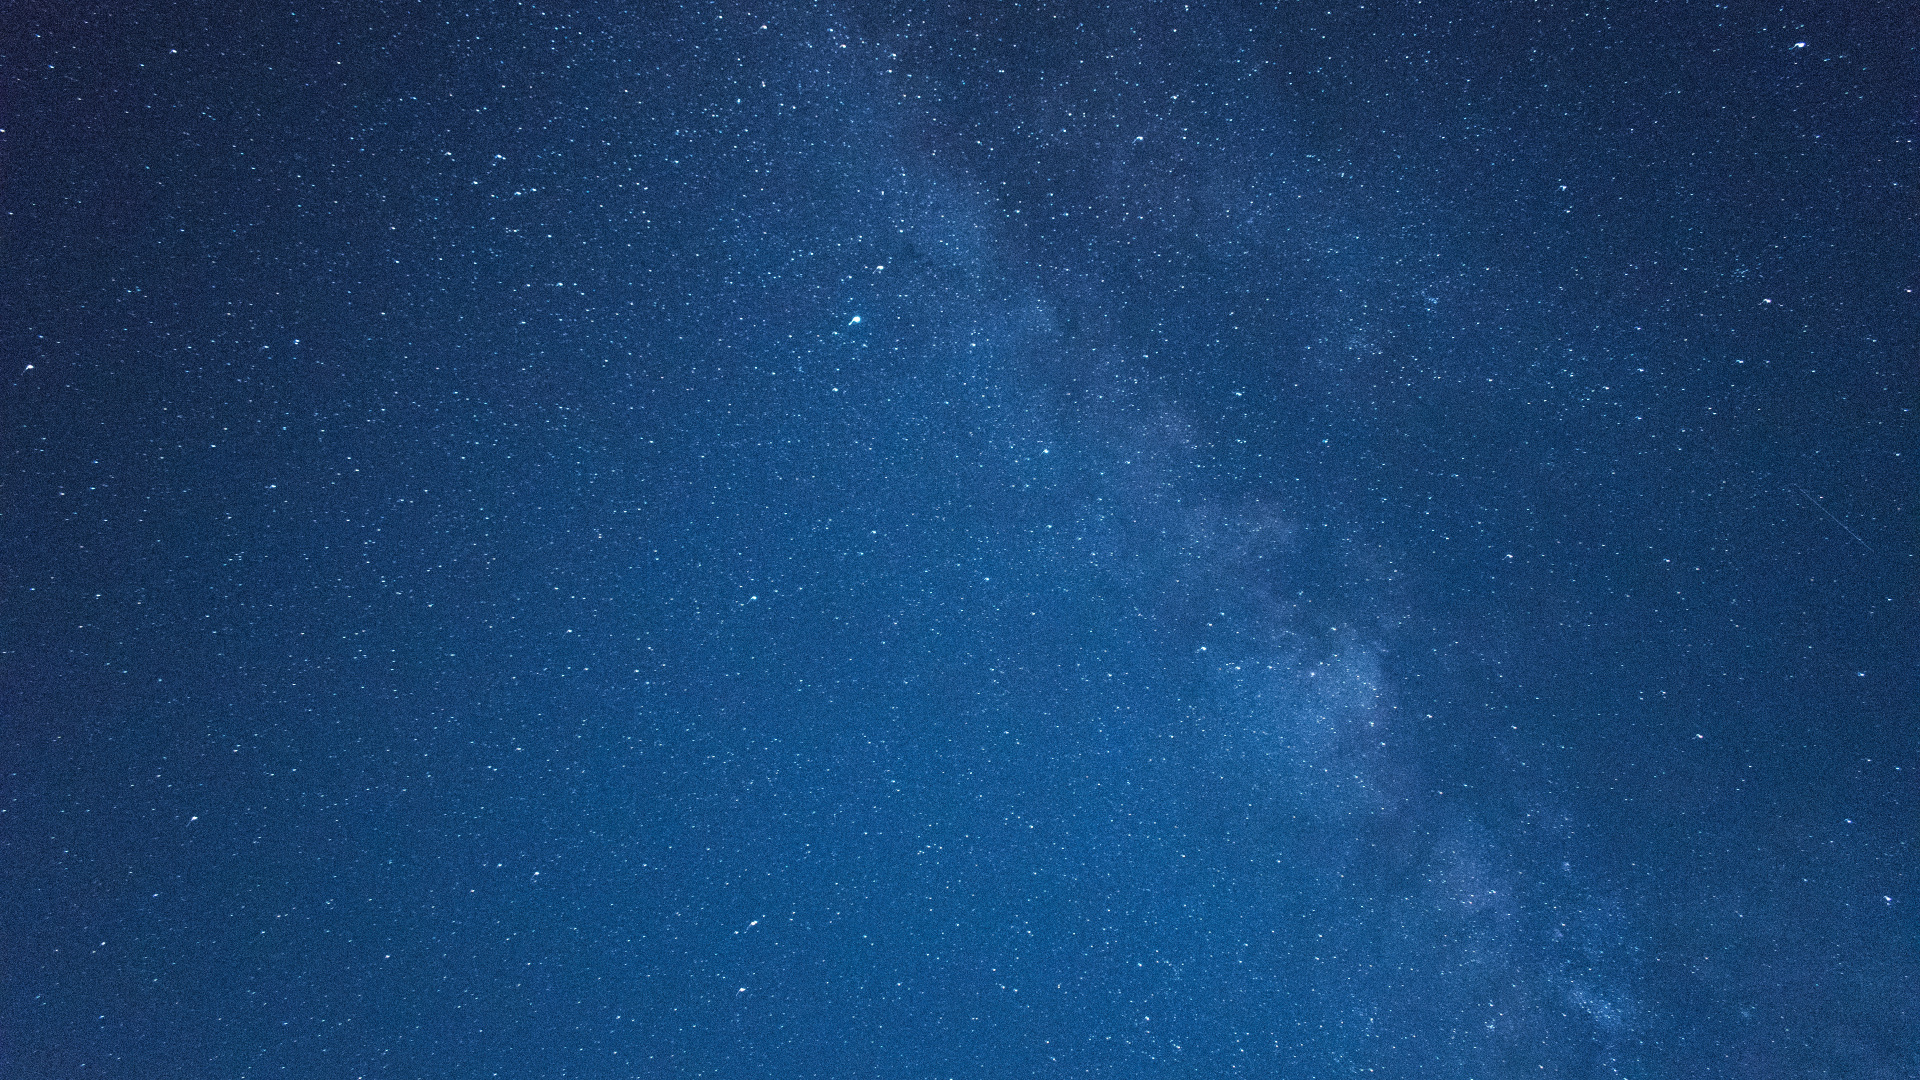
[5,1,1915,1076]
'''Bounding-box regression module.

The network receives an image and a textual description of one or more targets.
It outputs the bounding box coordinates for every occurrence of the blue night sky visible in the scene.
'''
[4,1,1914,1077]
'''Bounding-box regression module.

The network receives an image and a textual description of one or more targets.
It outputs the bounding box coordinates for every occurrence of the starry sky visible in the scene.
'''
[4,1,1915,1076]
